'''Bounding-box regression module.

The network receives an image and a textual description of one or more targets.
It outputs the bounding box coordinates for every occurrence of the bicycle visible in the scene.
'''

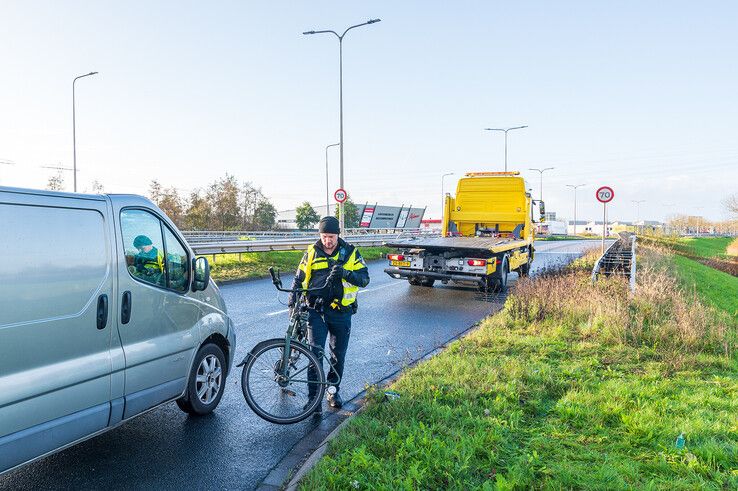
[238,267,340,424]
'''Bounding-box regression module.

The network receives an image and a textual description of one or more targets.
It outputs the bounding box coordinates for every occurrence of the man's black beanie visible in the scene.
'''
[318,216,340,234]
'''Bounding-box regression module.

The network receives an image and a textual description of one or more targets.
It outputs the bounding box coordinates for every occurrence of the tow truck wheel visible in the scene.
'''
[496,256,509,291]
[408,278,420,286]
[419,278,435,287]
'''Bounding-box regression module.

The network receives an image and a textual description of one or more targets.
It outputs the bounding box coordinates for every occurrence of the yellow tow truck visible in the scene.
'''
[384,172,544,291]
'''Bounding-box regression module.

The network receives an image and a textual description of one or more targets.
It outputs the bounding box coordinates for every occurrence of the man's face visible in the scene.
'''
[320,233,338,252]
[139,244,153,253]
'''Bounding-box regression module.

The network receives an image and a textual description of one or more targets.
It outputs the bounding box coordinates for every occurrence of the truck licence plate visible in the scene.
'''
[391,260,411,267]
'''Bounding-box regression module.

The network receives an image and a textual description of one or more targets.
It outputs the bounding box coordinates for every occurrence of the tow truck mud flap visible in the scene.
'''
[384,267,485,285]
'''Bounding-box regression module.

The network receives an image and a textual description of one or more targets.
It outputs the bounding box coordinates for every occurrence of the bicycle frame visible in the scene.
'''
[270,268,341,388]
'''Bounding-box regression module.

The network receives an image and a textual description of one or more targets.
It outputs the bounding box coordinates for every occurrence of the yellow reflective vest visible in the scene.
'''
[298,240,368,310]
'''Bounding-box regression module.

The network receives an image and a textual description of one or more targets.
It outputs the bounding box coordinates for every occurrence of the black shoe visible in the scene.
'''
[304,400,323,415]
[327,392,343,409]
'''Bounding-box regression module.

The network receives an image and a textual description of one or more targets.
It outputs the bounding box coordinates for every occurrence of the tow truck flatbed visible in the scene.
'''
[384,236,529,255]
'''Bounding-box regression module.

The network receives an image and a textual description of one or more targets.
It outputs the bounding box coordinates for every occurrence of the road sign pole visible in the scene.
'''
[602,202,607,254]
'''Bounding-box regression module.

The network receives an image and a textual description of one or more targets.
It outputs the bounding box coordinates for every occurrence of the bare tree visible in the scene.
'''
[91,180,105,194]
[46,171,65,191]
[724,194,738,218]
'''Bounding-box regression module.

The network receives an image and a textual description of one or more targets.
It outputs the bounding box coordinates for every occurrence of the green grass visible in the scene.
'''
[299,252,738,490]
[672,254,738,319]
[641,236,735,259]
[203,246,392,282]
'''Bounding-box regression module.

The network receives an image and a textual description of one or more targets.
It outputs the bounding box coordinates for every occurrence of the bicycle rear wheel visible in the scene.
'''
[242,338,325,424]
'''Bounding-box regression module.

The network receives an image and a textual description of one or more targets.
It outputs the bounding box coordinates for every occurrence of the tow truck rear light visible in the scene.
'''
[496,258,502,265]
[388,254,405,261]
[467,259,486,267]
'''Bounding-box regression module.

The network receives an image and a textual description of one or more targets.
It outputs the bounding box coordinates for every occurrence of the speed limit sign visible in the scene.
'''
[334,188,347,203]
[596,186,614,203]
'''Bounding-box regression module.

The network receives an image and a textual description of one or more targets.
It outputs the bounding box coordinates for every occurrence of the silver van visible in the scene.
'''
[0,186,235,475]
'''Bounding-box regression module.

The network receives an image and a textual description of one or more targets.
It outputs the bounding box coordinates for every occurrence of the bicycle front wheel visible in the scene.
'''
[242,338,325,424]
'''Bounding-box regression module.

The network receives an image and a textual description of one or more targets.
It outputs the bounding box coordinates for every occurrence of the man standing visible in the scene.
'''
[289,216,370,413]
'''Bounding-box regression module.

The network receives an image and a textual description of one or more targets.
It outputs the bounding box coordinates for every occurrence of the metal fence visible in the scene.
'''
[186,228,436,256]
[182,227,425,243]
[592,232,637,291]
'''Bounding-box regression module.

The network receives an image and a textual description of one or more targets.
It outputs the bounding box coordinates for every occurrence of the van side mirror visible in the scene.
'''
[192,257,210,292]
[539,201,546,222]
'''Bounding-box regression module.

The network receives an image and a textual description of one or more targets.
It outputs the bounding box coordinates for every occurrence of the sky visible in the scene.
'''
[1,1,736,223]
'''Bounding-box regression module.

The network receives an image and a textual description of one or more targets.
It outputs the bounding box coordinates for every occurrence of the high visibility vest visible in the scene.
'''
[300,244,363,308]
[138,249,164,275]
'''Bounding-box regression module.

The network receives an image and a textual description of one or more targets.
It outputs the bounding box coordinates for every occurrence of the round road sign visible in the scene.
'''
[596,186,614,203]
[334,188,347,203]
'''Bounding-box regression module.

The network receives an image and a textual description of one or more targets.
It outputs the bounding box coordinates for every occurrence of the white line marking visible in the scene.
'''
[266,308,289,317]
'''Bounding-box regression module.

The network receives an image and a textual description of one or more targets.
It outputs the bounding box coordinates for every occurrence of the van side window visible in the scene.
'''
[163,227,189,292]
[121,210,166,288]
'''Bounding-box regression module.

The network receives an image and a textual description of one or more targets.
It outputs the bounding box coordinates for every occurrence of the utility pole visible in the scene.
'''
[566,184,586,235]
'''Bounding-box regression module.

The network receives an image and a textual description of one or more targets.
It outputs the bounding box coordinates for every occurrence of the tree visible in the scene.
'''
[46,171,64,191]
[149,180,162,203]
[91,180,105,194]
[207,174,243,230]
[184,189,212,230]
[295,201,320,230]
[335,197,360,229]
[724,194,738,218]
[253,198,277,230]
[157,187,185,227]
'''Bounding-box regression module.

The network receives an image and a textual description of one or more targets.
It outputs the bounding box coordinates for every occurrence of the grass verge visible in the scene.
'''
[671,254,738,319]
[299,249,737,490]
[204,246,392,282]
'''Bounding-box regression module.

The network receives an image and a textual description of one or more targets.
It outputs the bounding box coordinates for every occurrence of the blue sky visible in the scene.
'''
[1,1,736,222]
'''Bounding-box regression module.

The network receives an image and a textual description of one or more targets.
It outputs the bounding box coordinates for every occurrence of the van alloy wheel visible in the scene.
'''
[196,354,222,405]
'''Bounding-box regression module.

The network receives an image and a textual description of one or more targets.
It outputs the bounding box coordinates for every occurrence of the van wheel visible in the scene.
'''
[177,344,226,416]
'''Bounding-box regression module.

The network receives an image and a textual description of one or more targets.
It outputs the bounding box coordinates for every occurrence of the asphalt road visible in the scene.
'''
[0,240,599,491]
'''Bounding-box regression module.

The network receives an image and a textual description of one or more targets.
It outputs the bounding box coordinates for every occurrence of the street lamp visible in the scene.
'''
[631,199,646,234]
[441,172,454,219]
[324,143,340,216]
[484,125,527,172]
[73,71,98,192]
[304,19,381,231]
[566,184,586,236]
[528,167,554,202]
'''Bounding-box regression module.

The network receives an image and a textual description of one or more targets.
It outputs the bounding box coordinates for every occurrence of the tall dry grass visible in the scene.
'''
[504,247,735,369]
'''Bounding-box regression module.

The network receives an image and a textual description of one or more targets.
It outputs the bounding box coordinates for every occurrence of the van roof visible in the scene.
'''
[0,185,106,201]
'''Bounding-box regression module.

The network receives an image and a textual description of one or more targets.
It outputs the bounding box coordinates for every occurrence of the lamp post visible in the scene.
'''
[303,19,381,231]
[528,167,554,202]
[441,172,454,219]
[631,199,646,234]
[324,143,340,216]
[566,184,586,236]
[484,125,527,171]
[73,71,98,192]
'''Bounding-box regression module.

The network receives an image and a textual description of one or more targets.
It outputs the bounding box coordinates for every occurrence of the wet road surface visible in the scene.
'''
[0,240,600,490]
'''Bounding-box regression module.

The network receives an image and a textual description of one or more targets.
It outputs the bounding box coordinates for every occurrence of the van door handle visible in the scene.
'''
[97,294,109,330]
[121,291,132,324]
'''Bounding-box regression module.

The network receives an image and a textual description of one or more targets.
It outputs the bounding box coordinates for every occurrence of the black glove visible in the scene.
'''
[327,265,343,283]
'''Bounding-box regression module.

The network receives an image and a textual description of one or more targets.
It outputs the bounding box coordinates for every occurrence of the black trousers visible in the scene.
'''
[307,307,352,397]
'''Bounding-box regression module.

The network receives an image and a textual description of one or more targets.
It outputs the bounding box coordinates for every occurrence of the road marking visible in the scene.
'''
[266,308,289,317]
[536,251,582,255]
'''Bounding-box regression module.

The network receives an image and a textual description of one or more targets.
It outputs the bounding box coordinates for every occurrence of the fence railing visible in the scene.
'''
[182,227,426,243]
[592,232,637,291]
[187,229,437,256]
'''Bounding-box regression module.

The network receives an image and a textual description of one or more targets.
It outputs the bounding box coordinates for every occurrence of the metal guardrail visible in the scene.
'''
[189,229,438,256]
[592,232,637,291]
[182,228,424,243]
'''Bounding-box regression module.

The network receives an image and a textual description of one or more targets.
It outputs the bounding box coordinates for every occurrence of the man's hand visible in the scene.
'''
[328,265,343,283]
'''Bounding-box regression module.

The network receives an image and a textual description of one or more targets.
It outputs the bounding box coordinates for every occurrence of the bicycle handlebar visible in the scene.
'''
[268,266,334,294]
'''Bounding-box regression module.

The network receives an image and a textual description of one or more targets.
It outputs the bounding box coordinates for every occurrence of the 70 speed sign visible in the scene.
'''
[596,186,614,203]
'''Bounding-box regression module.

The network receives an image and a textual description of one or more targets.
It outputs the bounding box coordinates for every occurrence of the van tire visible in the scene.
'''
[177,343,227,416]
